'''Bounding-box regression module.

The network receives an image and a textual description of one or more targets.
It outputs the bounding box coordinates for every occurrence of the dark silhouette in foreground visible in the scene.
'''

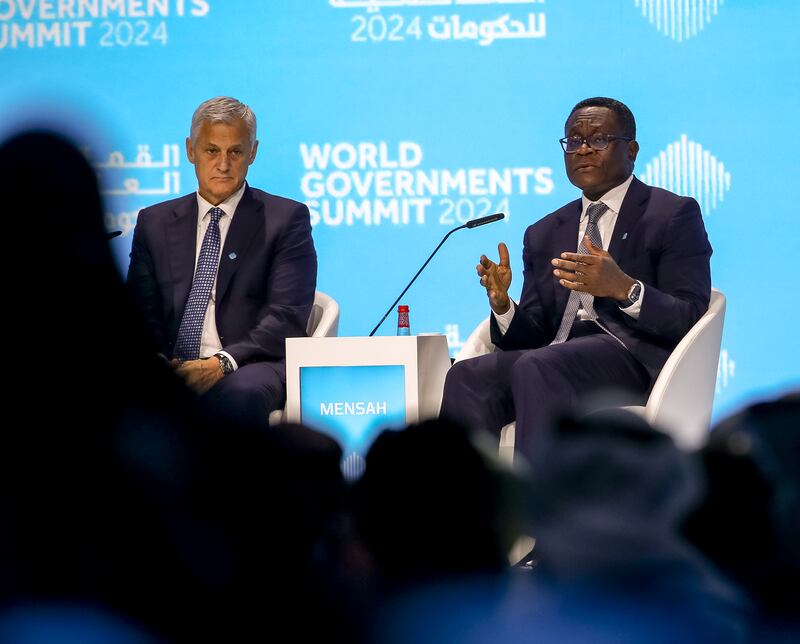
[0,131,350,642]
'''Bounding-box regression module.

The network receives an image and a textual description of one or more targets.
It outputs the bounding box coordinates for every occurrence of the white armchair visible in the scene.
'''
[268,290,340,425]
[454,289,727,458]
[623,289,726,449]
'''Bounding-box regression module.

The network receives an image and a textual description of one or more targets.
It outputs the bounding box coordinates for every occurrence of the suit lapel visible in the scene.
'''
[216,185,264,305]
[166,194,199,320]
[608,177,650,262]
[552,199,582,317]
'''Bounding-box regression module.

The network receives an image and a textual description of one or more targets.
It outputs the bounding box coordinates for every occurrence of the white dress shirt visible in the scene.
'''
[194,183,246,368]
[494,174,644,334]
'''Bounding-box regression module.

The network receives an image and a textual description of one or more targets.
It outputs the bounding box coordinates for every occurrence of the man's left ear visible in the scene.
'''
[628,140,639,162]
[249,140,259,164]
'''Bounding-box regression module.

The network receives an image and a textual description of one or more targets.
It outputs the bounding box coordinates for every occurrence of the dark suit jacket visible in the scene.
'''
[491,177,712,380]
[127,184,317,365]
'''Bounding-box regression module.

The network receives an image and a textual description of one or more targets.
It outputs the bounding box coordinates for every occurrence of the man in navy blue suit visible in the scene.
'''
[440,97,712,460]
[128,96,317,424]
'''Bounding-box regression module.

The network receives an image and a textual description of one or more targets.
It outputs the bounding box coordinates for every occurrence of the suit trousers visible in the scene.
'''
[439,323,651,461]
[203,360,286,426]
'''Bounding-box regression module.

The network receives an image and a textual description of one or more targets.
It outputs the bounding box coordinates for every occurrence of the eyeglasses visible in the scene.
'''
[559,134,633,153]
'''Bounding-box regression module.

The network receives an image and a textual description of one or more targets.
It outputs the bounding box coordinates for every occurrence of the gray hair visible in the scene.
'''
[189,96,257,146]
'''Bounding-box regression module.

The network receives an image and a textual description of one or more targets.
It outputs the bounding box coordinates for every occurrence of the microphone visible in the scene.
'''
[106,230,122,239]
[368,213,505,337]
[465,212,505,228]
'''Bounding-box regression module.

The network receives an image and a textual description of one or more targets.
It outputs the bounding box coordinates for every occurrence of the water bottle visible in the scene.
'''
[397,305,410,336]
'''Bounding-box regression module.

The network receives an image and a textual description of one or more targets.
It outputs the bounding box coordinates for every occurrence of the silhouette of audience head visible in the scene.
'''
[522,409,704,580]
[1,130,107,255]
[353,418,522,591]
[0,130,162,383]
[684,391,800,616]
[509,409,749,642]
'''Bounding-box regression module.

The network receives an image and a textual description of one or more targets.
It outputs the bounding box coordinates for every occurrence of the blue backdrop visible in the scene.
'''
[2,0,798,420]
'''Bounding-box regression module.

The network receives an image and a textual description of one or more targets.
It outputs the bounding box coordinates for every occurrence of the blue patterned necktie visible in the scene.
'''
[551,201,608,345]
[174,207,224,360]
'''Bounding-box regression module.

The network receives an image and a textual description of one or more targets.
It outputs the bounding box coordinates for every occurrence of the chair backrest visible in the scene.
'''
[306,290,340,338]
[643,288,726,449]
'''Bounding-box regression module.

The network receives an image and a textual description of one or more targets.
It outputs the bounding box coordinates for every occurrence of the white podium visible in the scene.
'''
[285,335,451,478]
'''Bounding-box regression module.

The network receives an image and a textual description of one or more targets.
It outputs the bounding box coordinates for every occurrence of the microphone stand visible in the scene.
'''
[368,213,504,337]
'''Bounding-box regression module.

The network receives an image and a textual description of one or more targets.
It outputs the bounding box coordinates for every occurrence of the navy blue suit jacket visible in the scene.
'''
[491,177,712,380]
[127,184,317,365]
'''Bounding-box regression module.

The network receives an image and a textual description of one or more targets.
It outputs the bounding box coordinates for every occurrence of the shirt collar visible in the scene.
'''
[580,174,634,218]
[196,182,247,221]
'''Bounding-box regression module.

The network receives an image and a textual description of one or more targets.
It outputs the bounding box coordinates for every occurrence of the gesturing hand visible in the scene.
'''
[551,236,634,301]
[477,242,512,314]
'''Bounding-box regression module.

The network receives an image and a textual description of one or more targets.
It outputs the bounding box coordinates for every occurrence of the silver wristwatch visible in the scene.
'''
[619,281,642,308]
[214,352,234,376]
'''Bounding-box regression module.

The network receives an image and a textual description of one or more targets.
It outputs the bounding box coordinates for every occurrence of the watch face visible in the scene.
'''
[216,354,232,374]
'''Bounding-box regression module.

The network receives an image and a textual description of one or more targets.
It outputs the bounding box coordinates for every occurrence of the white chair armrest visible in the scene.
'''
[455,317,495,362]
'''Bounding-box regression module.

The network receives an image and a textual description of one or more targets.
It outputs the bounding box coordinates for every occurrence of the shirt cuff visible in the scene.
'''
[619,281,644,320]
[217,350,238,371]
[492,300,516,335]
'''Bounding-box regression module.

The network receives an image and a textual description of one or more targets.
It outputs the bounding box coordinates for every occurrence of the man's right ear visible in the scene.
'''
[185,137,195,164]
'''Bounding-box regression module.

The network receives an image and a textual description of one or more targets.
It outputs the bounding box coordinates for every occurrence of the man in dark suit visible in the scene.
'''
[440,97,712,460]
[128,96,317,424]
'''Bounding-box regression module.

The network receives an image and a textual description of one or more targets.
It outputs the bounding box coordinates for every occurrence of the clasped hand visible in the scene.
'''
[170,356,224,395]
[551,236,633,301]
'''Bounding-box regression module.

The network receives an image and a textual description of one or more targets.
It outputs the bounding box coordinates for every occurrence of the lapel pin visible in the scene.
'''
[622,233,628,240]
[228,252,237,260]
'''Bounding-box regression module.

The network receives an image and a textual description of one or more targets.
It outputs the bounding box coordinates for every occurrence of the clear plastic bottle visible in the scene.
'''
[397,305,410,336]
